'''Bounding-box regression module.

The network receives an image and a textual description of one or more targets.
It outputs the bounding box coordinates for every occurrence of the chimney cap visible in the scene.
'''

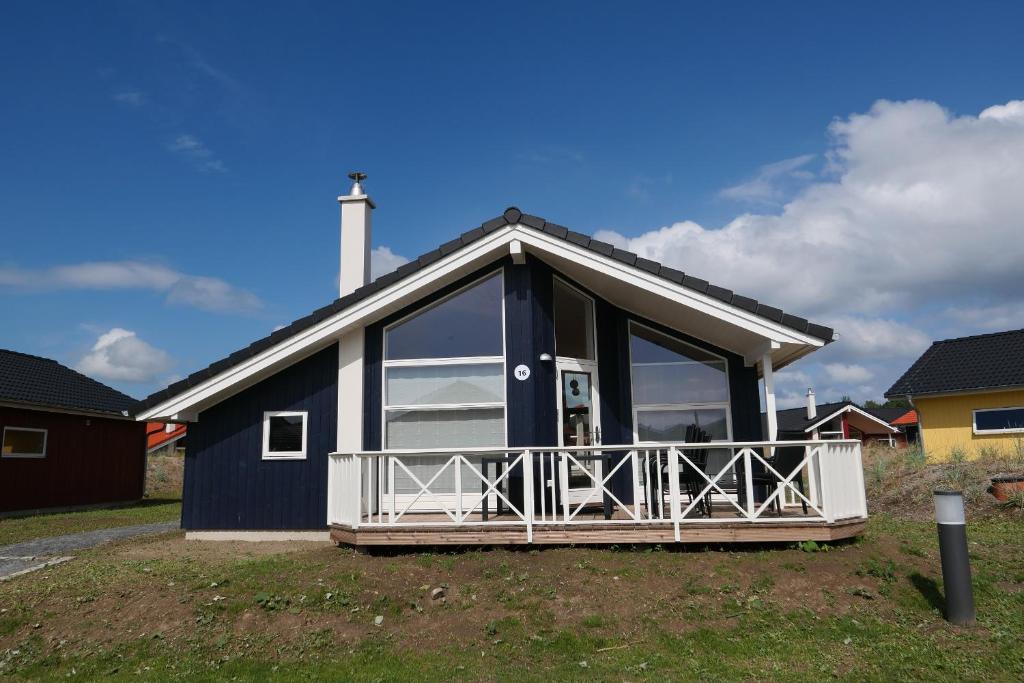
[346,171,368,196]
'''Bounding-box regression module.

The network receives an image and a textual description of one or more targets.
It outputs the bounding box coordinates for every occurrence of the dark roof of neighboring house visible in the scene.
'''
[0,349,138,417]
[886,328,1024,397]
[772,401,853,434]
[139,207,835,411]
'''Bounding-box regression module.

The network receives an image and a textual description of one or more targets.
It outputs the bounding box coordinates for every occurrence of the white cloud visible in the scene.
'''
[596,99,1024,401]
[719,154,816,203]
[774,369,812,386]
[370,246,410,279]
[824,316,931,358]
[77,328,172,383]
[167,134,226,173]
[823,363,873,383]
[113,91,145,106]
[0,260,262,314]
[944,302,1024,333]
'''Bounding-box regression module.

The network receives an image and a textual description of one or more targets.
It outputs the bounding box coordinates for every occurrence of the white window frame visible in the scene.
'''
[2,426,48,459]
[553,276,597,363]
[627,320,733,445]
[381,269,508,450]
[972,406,1024,435]
[261,411,308,460]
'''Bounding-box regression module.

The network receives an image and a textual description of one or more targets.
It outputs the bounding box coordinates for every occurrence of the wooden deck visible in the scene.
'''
[330,503,866,547]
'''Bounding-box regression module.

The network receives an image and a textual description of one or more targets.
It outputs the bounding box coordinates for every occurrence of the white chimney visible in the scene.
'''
[337,171,375,297]
[806,388,817,420]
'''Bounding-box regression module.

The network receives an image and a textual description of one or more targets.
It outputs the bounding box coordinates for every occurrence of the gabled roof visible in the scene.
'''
[886,328,1024,398]
[0,349,138,417]
[137,207,834,419]
[770,401,898,435]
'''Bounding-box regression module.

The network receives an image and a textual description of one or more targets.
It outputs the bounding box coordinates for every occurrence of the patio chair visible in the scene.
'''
[737,445,809,516]
[679,425,714,518]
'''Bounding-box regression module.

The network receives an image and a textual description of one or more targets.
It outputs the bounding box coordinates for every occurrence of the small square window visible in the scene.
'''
[262,411,307,460]
[2,427,47,458]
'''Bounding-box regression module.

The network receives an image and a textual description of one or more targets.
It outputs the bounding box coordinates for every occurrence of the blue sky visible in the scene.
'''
[3,1,1024,405]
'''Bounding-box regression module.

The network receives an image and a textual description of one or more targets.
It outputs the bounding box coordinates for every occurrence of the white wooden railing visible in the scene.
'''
[327,440,867,542]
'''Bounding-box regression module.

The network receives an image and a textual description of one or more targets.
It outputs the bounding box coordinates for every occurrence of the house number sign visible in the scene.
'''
[513,364,531,381]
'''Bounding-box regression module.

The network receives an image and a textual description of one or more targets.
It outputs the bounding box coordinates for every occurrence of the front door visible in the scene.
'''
[556,360,602,504]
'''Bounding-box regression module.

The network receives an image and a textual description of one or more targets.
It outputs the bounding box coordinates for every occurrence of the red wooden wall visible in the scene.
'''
[0,406,146,513]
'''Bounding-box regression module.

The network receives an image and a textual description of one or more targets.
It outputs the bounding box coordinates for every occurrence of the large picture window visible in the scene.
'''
[973,406,1024,435]
[629,322,731,443]
[383,272,506,494]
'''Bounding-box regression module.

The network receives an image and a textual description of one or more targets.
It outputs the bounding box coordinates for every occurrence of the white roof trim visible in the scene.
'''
[804,404,899,434]
[137,224,825,421]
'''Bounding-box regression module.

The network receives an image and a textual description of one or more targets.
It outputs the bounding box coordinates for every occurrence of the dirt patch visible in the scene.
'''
[0,528,943,659]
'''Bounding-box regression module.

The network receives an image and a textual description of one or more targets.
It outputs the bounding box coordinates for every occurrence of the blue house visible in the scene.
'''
[137,175,868,545]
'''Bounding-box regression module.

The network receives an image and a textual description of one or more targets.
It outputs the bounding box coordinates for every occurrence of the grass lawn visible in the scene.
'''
[0,500,181,547]
[0,512,1021,681]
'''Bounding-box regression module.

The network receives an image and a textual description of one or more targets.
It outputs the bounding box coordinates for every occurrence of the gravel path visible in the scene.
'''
[0,521,178,580]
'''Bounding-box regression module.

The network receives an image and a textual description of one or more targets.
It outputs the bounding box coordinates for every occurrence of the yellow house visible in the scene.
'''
[886,329,1024,460]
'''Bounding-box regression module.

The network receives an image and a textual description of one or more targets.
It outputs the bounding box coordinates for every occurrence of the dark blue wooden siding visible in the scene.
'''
[361,256,764,500]
[182,344,338,530]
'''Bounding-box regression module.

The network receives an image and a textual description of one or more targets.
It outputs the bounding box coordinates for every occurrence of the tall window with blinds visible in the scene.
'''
[382,271,506,496]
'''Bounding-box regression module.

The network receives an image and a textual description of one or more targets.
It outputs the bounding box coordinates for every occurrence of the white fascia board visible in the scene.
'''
[137,228,520,420]
[515,229,825,347]
[804,404,899,434]
[138,224,824,420]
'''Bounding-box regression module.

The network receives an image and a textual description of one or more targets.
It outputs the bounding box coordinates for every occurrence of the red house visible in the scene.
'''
[0,349,146,513]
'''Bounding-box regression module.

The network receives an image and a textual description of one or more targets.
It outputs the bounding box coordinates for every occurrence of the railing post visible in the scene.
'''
[387,455,396,524]
[742,448,755,518]
[522,450,534,543]
[631,450,642,520]
[853,442,868,518]
[326,454,336,527]
[807,445,821,508]
[454,454,463,522]
[818,443,835,523]
[353,455,362,528]
[668,447,681,542]
[559,451,570,522]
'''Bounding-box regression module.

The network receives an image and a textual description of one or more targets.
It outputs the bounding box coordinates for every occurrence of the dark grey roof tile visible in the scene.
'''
[781,313,809,331]
[438,238,463,256]
[683,275,709,293]
[886,328,1024,396]
[611,248,638,266]
[706,285,734,303]
[756,304,784,322]
[542,222,569,239]
[0,349,138,415]
[519,213,545,229]
[658,266,686,284]
[731,294,758,313]
[564,230,591,247]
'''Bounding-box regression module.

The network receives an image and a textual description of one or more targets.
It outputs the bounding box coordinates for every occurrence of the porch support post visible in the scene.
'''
[762,351,778,442]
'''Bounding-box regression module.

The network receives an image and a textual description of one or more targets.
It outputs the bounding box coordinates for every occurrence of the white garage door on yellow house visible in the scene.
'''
[886,329,1024,461]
